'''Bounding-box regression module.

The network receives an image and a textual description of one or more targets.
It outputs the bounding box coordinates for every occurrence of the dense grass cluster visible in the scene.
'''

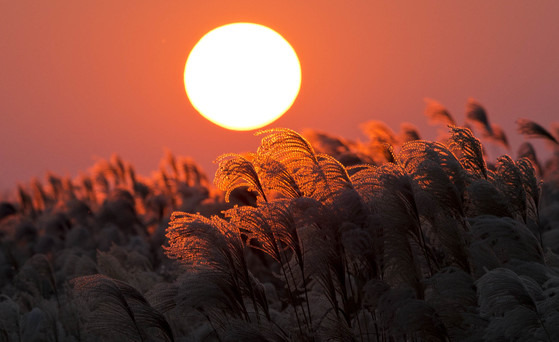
[1,99,559,341]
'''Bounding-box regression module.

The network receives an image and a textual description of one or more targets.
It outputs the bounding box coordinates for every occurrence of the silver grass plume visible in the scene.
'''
[425,267,483,340]
[366,163,428,296]
[165,212,268,321]
[518,142,542,177]
[469,216,543,268]
[424,98,456,126]
[375,286,449,340]
[465,98,493,136]
[517,158,542,239]
[256,128,352,202]
[252,153,303,200]
[30,178,50,212]
[15,254,59,307]
[465,179,512,218]
[302,129,352,156]
[226,201,302,267]
[348,164,378,204]
[17,184,36,217]
[494,155,528,222]
[0,295,22,341]
[360,121,398,163]
[516,118,559,145]
[397,140,472,271]
[476,268,559,341]
[399,122,422,143]
[46,172,64,203]
[182,156,209,187]
[448,126,488,180]
[163,150,179,179]
[110,154,127,184]
[214,153,267,203]
[360,120,398,146]
[256,128,325,199]
[316,153,354,194]
[71,274,174,342]
[165,212,246,271]
[226,201,311,331]
[397,140,467,219]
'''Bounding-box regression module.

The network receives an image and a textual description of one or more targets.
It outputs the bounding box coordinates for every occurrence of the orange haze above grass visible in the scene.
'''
[1,1,559,192]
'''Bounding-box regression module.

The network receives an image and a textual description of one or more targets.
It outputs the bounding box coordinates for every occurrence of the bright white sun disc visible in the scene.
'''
[184,23,301,131]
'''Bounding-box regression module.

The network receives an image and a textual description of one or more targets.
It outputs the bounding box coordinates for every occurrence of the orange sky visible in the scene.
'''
[2,1,559,191]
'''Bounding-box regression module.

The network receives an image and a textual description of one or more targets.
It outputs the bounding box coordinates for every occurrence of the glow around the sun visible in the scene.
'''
[184,23,302,131]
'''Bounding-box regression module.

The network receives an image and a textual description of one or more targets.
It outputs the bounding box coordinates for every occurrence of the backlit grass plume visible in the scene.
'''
[466,98,493,136]
[516,118,559,145]
[71,274,174,342]
[424,98,456,127]
[2,99,559,341]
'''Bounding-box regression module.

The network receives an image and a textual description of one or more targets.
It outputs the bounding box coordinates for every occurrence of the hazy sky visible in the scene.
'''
[2,1,559,191]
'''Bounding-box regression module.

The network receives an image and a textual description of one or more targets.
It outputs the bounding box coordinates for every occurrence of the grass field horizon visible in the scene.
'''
[1,98,559,341]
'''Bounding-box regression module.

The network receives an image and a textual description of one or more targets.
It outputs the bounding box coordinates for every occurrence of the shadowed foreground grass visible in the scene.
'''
[2,99,559,341]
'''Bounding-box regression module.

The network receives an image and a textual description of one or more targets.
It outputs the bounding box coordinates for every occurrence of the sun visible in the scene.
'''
[184,23,302,131]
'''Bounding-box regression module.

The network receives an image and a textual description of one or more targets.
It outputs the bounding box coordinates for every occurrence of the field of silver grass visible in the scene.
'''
[1,99,559,342]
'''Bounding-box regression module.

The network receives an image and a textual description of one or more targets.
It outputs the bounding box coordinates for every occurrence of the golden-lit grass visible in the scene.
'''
[1,99,559,341]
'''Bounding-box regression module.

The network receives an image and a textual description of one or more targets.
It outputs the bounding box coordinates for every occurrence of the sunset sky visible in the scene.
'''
[2,1,559,192]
